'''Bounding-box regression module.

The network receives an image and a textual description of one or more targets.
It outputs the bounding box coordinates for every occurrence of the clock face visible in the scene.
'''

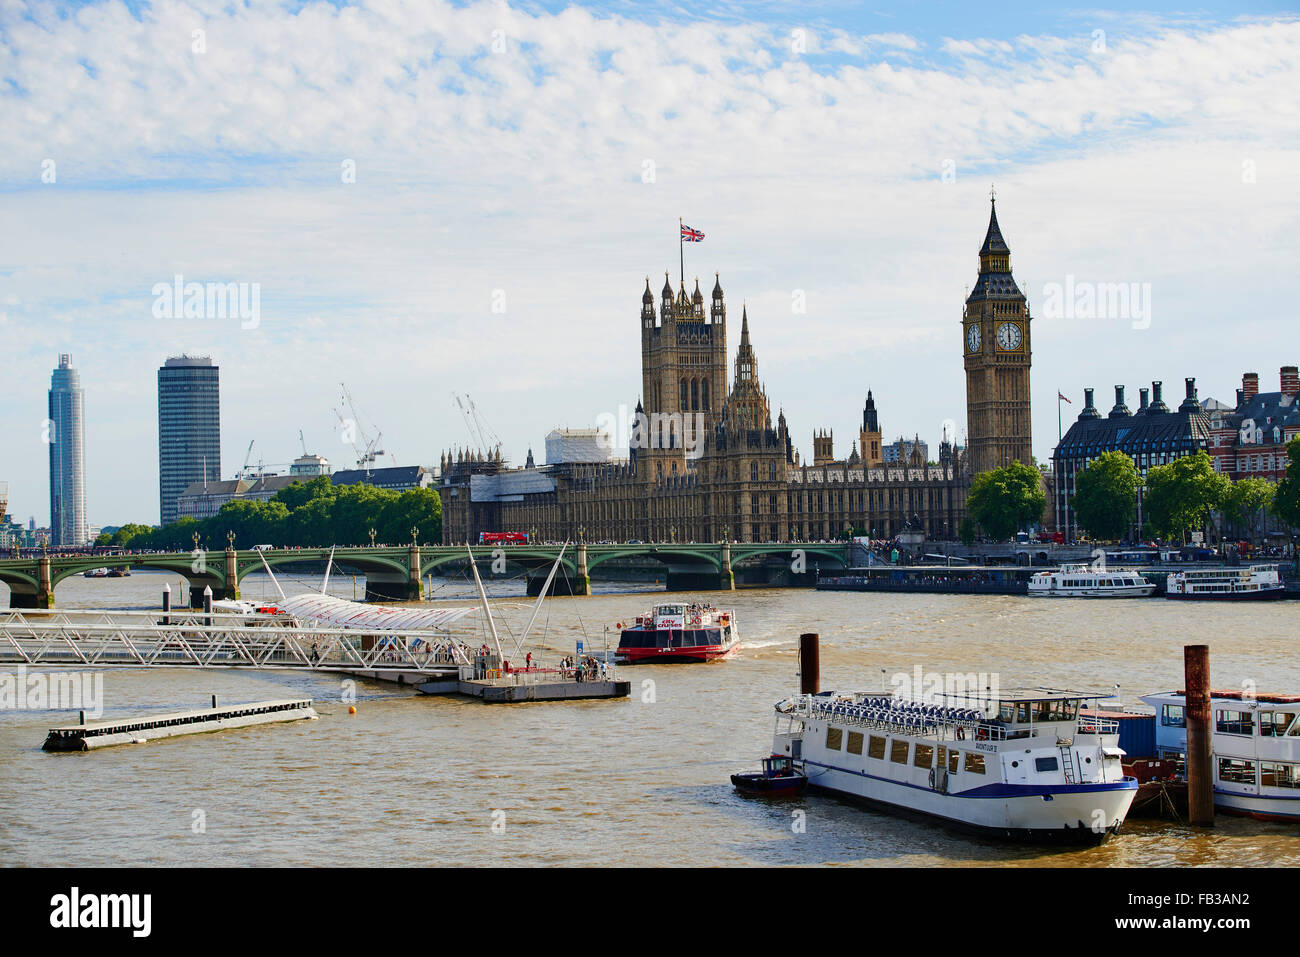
[966,324,981,354]
[996,322,1022,351]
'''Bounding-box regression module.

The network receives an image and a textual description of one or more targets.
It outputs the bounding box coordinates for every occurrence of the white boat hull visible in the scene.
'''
[803,757,1137,842]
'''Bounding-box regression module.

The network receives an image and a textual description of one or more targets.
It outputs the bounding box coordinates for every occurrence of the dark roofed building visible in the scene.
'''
[330,466,434,492]
[1053,378,1215,541]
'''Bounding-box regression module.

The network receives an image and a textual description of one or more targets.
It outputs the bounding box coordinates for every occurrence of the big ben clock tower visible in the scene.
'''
[964,192,1032,476]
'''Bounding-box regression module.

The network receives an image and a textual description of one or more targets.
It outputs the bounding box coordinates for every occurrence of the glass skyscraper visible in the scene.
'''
[158,356,221,526]
[48,354,88,546]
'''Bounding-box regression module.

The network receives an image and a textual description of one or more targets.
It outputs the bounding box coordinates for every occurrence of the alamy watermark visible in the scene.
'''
[595,404,707,460]
[890,665,1000,717]
[0,665,104,718]
[152,274,260,329]
[1040,275,1151,330]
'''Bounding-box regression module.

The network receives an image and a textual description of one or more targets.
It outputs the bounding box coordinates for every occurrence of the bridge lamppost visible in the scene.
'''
[578,525,586,544]
[411,526,420,546]
[227,531,235,548]
[530,526,536,544]
[721,525,729,544]
[369,527,377,547]
[670,526,676,544]
[192,531,201,551]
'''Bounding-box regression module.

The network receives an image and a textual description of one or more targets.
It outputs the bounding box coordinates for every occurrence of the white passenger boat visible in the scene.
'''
[771,688,1138,843]
[1028,563,1156,598]
[1140,689,1300,821]
[1164,564,1284,601]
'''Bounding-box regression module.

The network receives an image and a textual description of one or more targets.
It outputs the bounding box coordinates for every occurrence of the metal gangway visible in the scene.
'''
[0,608,466,675]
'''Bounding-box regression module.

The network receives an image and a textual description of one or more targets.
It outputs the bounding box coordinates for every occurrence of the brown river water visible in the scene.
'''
[2,570,1298,867]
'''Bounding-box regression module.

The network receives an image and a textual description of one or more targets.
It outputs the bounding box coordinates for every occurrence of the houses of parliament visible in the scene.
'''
[440,199,1032,545]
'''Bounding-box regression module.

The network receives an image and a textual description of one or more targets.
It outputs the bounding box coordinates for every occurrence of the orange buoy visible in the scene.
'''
[348,706,357,715]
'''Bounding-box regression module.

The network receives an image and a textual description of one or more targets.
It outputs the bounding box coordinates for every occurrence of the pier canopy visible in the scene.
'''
[278,593,475,631]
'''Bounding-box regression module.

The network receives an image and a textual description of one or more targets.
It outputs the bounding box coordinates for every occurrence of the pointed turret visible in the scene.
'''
[980,195,1009,257]
[692,278,703,304]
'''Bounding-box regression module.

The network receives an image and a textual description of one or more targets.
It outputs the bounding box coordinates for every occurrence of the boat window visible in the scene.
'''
[1161,704,1185,728]
[868,735,886,760]
[914,744,934,769]
[997,702,1016,723]
[948,750,959,773]
[1035,701,1054,722]
[1035,756,1059,773]
[890,739,909,764]
[1217,758,1256,784]
[1016,703,1032,723]
[1261,712,1298,737]
[826,727,843,751]
[846,731,864,756]
[964,753,986,775]
[1261,762,1300,789]
[1215,710,1254,736]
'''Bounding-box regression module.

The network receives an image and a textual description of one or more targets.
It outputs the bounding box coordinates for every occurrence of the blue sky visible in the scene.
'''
[1,0,1297,528]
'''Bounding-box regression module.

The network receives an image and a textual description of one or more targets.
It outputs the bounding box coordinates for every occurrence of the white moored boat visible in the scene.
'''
[1028,563,1156,598]
[1140,689,1300,821]
[771,687,1138,843]
[1164,564,1284,601]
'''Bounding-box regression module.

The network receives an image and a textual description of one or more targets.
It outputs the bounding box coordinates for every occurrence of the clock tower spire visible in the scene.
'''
[963,193,1032,476]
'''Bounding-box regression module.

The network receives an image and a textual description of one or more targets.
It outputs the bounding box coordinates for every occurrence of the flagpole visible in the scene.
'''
[679,216,684,287]
[1056,392,1063,538]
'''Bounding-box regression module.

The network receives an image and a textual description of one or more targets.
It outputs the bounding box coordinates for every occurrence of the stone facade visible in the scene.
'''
[440,208,1039,545]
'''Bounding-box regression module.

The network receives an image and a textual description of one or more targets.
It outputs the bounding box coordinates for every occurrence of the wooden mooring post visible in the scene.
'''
[1184,643,1214,826]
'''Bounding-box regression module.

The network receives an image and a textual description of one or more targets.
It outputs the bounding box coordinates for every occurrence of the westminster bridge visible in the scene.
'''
[0,542,853,608]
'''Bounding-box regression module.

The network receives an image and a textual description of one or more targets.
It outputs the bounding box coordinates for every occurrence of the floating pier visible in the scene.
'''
[348,662,630,703]
[42,697,318,751]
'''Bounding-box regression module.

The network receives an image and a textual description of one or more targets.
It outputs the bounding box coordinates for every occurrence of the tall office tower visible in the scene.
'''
[158,356,221,526]
[48,354,88,546]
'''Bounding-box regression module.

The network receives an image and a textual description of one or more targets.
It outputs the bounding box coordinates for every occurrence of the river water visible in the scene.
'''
[2,570,1298,867]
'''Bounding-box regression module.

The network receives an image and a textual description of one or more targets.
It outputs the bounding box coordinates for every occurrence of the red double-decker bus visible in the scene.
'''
[479,531,529,545]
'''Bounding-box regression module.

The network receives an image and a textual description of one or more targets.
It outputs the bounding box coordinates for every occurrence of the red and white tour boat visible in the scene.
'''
[613,602,740,664]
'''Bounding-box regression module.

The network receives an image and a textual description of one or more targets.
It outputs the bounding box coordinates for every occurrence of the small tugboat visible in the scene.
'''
[1165,564,1284,601]
[613,602,739,664]
[106,566,131,578]
[731,755,808,796]
[1028,563,1155,598]
[83,567,109,578]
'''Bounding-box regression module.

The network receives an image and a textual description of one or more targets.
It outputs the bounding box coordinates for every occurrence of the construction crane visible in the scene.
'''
[334,383,391,474]
[299,430,308,457]
[452,392,502,459]
[238,440,256,480]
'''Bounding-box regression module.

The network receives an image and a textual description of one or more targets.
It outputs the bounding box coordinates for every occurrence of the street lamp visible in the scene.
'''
[369,527,376,547]
[411,526,420,546]
[227,530,235,548]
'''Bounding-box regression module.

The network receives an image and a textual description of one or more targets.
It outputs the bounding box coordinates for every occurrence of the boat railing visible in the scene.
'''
[788,696,1119,741]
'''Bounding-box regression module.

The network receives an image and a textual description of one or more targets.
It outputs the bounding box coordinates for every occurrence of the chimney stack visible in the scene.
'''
[1236,388,1244,409]
[1109,385,1130,418]
[1138,387,1149,412]
[1282,365,1299,397]
[1179,377,1200,413]
[1149,381,1169,413]
[1243,372,1259,401]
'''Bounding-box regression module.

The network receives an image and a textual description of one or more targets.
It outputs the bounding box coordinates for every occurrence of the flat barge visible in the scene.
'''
[43,697,318,751]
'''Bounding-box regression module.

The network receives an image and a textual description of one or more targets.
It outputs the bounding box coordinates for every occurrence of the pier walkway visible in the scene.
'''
[0,608,462,676]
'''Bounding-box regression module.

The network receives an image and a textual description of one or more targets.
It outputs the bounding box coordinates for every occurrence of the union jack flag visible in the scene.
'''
[1058,392,1071,403]
[681,224,704,242]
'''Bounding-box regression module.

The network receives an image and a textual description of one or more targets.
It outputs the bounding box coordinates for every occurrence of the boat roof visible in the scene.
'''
[1141,689,1300,705]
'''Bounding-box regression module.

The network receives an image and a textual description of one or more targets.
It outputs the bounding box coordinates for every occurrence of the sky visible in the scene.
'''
[1,0,1297,528]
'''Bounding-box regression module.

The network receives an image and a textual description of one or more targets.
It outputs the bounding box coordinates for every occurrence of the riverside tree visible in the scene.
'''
[1223,477,1276,542]
[965,461,1046,541]
[1273,437,1300,534]
[1141,450,1229,543]
[1070,450,1141,541]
